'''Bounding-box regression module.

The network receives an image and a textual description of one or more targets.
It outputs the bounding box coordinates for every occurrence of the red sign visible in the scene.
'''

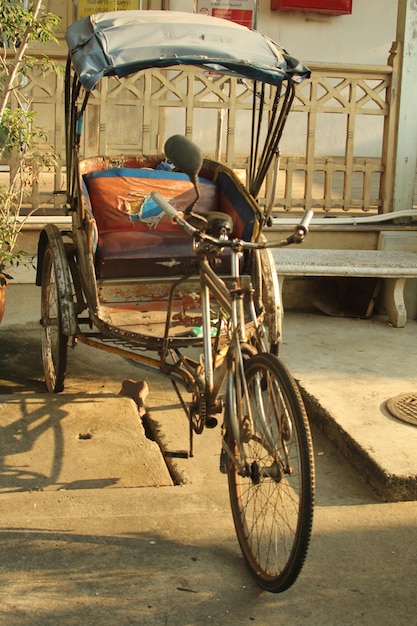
[212,8,253,28]
[197,1,256,29]
[271,0,352,15]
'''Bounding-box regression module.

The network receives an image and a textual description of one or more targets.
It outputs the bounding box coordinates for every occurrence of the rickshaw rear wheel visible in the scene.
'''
[40,245,68,393]
[251,245,281,355]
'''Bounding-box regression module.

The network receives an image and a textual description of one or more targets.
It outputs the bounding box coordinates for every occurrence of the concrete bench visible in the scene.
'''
[272,248,417,327]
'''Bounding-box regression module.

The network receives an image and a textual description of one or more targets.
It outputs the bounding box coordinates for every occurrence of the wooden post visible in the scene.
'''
[392,0,417,213]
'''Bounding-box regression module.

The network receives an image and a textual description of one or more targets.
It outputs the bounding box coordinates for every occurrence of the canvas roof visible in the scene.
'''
[66,10,310,91]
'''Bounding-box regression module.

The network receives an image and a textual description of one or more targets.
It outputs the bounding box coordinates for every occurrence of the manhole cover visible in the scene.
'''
[386,392,417,426]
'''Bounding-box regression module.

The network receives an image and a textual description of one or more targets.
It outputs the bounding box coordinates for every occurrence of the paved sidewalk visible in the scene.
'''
[0,284,416,625]
[280,311,417,501]
[1,283,417,498]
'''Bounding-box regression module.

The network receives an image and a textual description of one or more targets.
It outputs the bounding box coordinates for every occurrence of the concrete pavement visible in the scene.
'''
[281,311,417,501]
[0,284,416,625]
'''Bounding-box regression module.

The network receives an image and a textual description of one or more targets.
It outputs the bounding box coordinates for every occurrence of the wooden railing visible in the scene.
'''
[5,45,404,215]
[279,55,398,214]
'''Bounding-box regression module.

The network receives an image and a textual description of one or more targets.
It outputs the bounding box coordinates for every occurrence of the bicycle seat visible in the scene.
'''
[207,211,233,236]
[191,211,233,238]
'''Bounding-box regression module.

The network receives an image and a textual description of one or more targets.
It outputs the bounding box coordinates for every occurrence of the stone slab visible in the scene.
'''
[0,394,173,492]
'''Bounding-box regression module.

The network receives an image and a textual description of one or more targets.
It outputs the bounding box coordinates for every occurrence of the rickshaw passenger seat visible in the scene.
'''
[82,165,257,280]
[83,168,219,279]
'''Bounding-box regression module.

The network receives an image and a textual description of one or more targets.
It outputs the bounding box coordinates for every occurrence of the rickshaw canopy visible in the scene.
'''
[66,10,310,91]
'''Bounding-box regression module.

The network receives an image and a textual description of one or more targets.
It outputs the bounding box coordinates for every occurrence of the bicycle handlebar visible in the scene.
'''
[150,191,313,250]
[298,209,314,233]
[285,209,314,245]
[151,192,196,235]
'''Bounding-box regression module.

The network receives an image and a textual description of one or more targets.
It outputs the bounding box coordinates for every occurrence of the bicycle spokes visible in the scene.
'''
[226,353,314,593]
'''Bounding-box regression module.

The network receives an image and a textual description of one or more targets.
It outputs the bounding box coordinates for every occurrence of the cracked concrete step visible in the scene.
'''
[0,394,173,493]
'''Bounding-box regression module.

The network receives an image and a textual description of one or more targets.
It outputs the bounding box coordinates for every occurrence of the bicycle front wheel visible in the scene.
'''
[226,353,315,592]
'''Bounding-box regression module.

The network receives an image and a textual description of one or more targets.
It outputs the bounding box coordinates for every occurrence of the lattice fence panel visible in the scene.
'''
[7,60,398,214]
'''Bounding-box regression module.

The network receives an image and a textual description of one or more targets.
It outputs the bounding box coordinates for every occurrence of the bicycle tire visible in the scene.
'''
[250,246,281,355]
[40,245,68,393]
[259,245,281,355]
[226,352,315,592]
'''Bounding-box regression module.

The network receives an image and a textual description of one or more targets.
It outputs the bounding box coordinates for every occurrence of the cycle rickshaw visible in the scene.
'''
[36,10,315,592]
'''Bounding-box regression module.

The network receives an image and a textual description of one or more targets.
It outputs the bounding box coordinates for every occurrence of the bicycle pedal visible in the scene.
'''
[205,417,218,429]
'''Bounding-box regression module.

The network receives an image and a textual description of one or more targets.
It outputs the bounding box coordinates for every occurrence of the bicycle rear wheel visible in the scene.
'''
[249,244,281,355]
[226,353,315,592]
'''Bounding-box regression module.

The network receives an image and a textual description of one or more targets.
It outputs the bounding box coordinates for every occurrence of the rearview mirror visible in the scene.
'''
[164,135,203,214]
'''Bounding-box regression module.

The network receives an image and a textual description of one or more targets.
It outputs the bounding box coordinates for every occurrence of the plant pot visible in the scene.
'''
[0,276,6,324]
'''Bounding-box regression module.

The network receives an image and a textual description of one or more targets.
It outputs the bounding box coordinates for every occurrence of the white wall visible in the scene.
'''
[169,1,399,158]
[257,0,397,65]
[171,0,398,66]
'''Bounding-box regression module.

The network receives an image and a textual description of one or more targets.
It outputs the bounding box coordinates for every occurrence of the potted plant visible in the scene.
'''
[0,0,60,321]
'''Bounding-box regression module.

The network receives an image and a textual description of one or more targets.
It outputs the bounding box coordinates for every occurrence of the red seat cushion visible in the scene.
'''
[85,168,218,233]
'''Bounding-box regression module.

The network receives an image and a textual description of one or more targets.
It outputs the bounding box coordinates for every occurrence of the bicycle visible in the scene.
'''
[150,190,315,593]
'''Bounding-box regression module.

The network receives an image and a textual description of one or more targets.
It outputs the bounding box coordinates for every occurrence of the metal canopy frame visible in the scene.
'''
[64,10,309,216]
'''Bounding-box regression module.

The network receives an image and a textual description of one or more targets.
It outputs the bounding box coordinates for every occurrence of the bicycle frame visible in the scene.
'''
[194,245,259,470]
[149,191,312,466]
[157,236,256,456]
